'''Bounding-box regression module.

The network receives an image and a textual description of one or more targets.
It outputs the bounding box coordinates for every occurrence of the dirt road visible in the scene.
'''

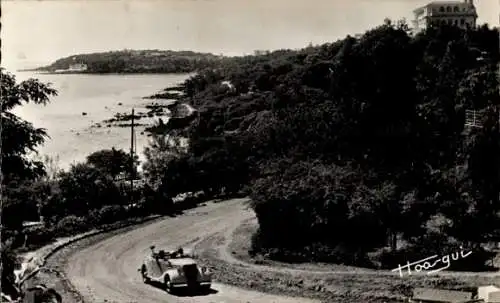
[65,198,319,303]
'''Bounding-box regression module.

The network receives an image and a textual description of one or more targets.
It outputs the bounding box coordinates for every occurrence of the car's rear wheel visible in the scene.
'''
[141,265,150,284]
[164,276,173,293]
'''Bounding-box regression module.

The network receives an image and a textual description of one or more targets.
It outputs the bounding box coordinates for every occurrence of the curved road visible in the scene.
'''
[65,198,319,303]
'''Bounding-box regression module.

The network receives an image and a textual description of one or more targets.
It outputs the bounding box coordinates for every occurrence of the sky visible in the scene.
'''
[2,0,499,71]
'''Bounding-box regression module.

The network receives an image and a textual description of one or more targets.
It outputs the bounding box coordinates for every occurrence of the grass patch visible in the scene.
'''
[229,218,376,272]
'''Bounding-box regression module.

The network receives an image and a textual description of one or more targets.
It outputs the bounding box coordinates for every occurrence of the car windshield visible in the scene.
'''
[153,249,192,259]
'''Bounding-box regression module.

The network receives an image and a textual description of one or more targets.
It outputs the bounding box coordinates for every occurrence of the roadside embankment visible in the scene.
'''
[21,214,164,301]
[193,216,500,303]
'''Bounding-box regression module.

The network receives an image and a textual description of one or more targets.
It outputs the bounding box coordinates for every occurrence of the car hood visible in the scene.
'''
[168,258,197,266]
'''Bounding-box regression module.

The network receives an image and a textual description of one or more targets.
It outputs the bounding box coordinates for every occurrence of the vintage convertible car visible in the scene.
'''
[138,245,212,293]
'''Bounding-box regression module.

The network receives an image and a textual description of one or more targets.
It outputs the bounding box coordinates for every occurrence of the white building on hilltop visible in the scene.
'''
[412,0,478,33]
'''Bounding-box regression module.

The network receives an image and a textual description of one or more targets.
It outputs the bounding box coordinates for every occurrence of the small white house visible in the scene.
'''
[478,285,500,303]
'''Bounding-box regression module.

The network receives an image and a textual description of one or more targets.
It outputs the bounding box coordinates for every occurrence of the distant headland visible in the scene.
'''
[18,49,227,74]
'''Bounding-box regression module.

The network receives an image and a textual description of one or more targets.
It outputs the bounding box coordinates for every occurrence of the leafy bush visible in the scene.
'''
[1,69,57,185]
[55,215,89,236]
[1,180,51,230]
[56,163,126,218]
[251,227,373,265]
[2,229,20,247]
[24,225,56,248]
[90,205,128,226]
[87,148,138,180]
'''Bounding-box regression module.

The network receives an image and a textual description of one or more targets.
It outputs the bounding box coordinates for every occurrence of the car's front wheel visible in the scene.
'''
[164,276,173,293]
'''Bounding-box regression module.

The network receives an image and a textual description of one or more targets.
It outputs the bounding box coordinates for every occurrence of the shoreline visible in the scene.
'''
[16,70,196,76]
[15,72,192,171]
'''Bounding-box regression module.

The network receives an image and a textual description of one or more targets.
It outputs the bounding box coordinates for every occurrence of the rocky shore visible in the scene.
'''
[89,85,194,134]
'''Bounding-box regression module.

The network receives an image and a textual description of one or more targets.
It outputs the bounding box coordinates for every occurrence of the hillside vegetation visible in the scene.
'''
[144,20,500,270]
[3,20,500,301]
[28,49,226,74]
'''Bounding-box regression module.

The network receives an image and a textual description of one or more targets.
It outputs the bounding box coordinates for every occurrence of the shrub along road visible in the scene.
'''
[192,209,500,303]
[214,219,500,278]
[64,198,318,303]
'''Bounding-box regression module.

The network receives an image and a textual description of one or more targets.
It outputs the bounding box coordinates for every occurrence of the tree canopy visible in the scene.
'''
[1,69,57,183]
[144,23,500,268]
[86,148,138,180]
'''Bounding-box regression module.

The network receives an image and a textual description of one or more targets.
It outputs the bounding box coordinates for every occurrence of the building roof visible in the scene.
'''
[412,288,473,303]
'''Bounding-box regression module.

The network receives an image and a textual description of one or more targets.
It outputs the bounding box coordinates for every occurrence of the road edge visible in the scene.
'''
[22,214,164,288]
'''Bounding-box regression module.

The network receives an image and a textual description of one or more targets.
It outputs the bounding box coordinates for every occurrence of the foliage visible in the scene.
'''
[89,205,127,226]
[1,180,47,230]
[1,244,21,299]
[142,134,187,188]
[30,49,226,74]
[86,147,139,180]
[54,163,126,218]
[1,70,58,300]
[144,23,500,268]
[23,225,56,248]
[1,69,57,183]
[54,215,89,236]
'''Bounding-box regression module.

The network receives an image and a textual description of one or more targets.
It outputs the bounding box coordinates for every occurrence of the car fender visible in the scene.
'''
[163,269,180,281]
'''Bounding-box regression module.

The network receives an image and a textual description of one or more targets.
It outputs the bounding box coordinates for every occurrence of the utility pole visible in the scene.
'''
[130,108,134,200]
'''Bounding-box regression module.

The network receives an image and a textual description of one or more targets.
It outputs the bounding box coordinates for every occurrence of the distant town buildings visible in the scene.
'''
[68,63,88,71]
[412,0,478,33]
[54,63,87,73]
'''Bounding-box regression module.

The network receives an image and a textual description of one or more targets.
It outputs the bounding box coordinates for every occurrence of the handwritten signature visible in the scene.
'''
[391,247,472,277]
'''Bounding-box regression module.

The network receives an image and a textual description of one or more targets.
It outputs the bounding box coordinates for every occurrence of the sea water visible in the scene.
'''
[11,72,191,171]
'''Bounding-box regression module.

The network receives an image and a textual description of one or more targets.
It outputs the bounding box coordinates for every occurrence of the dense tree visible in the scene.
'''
[1,69,60,300]
[144,22,500,268]
[1,69,57,183]
[86,147,138,180]
[52,163,125,218]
